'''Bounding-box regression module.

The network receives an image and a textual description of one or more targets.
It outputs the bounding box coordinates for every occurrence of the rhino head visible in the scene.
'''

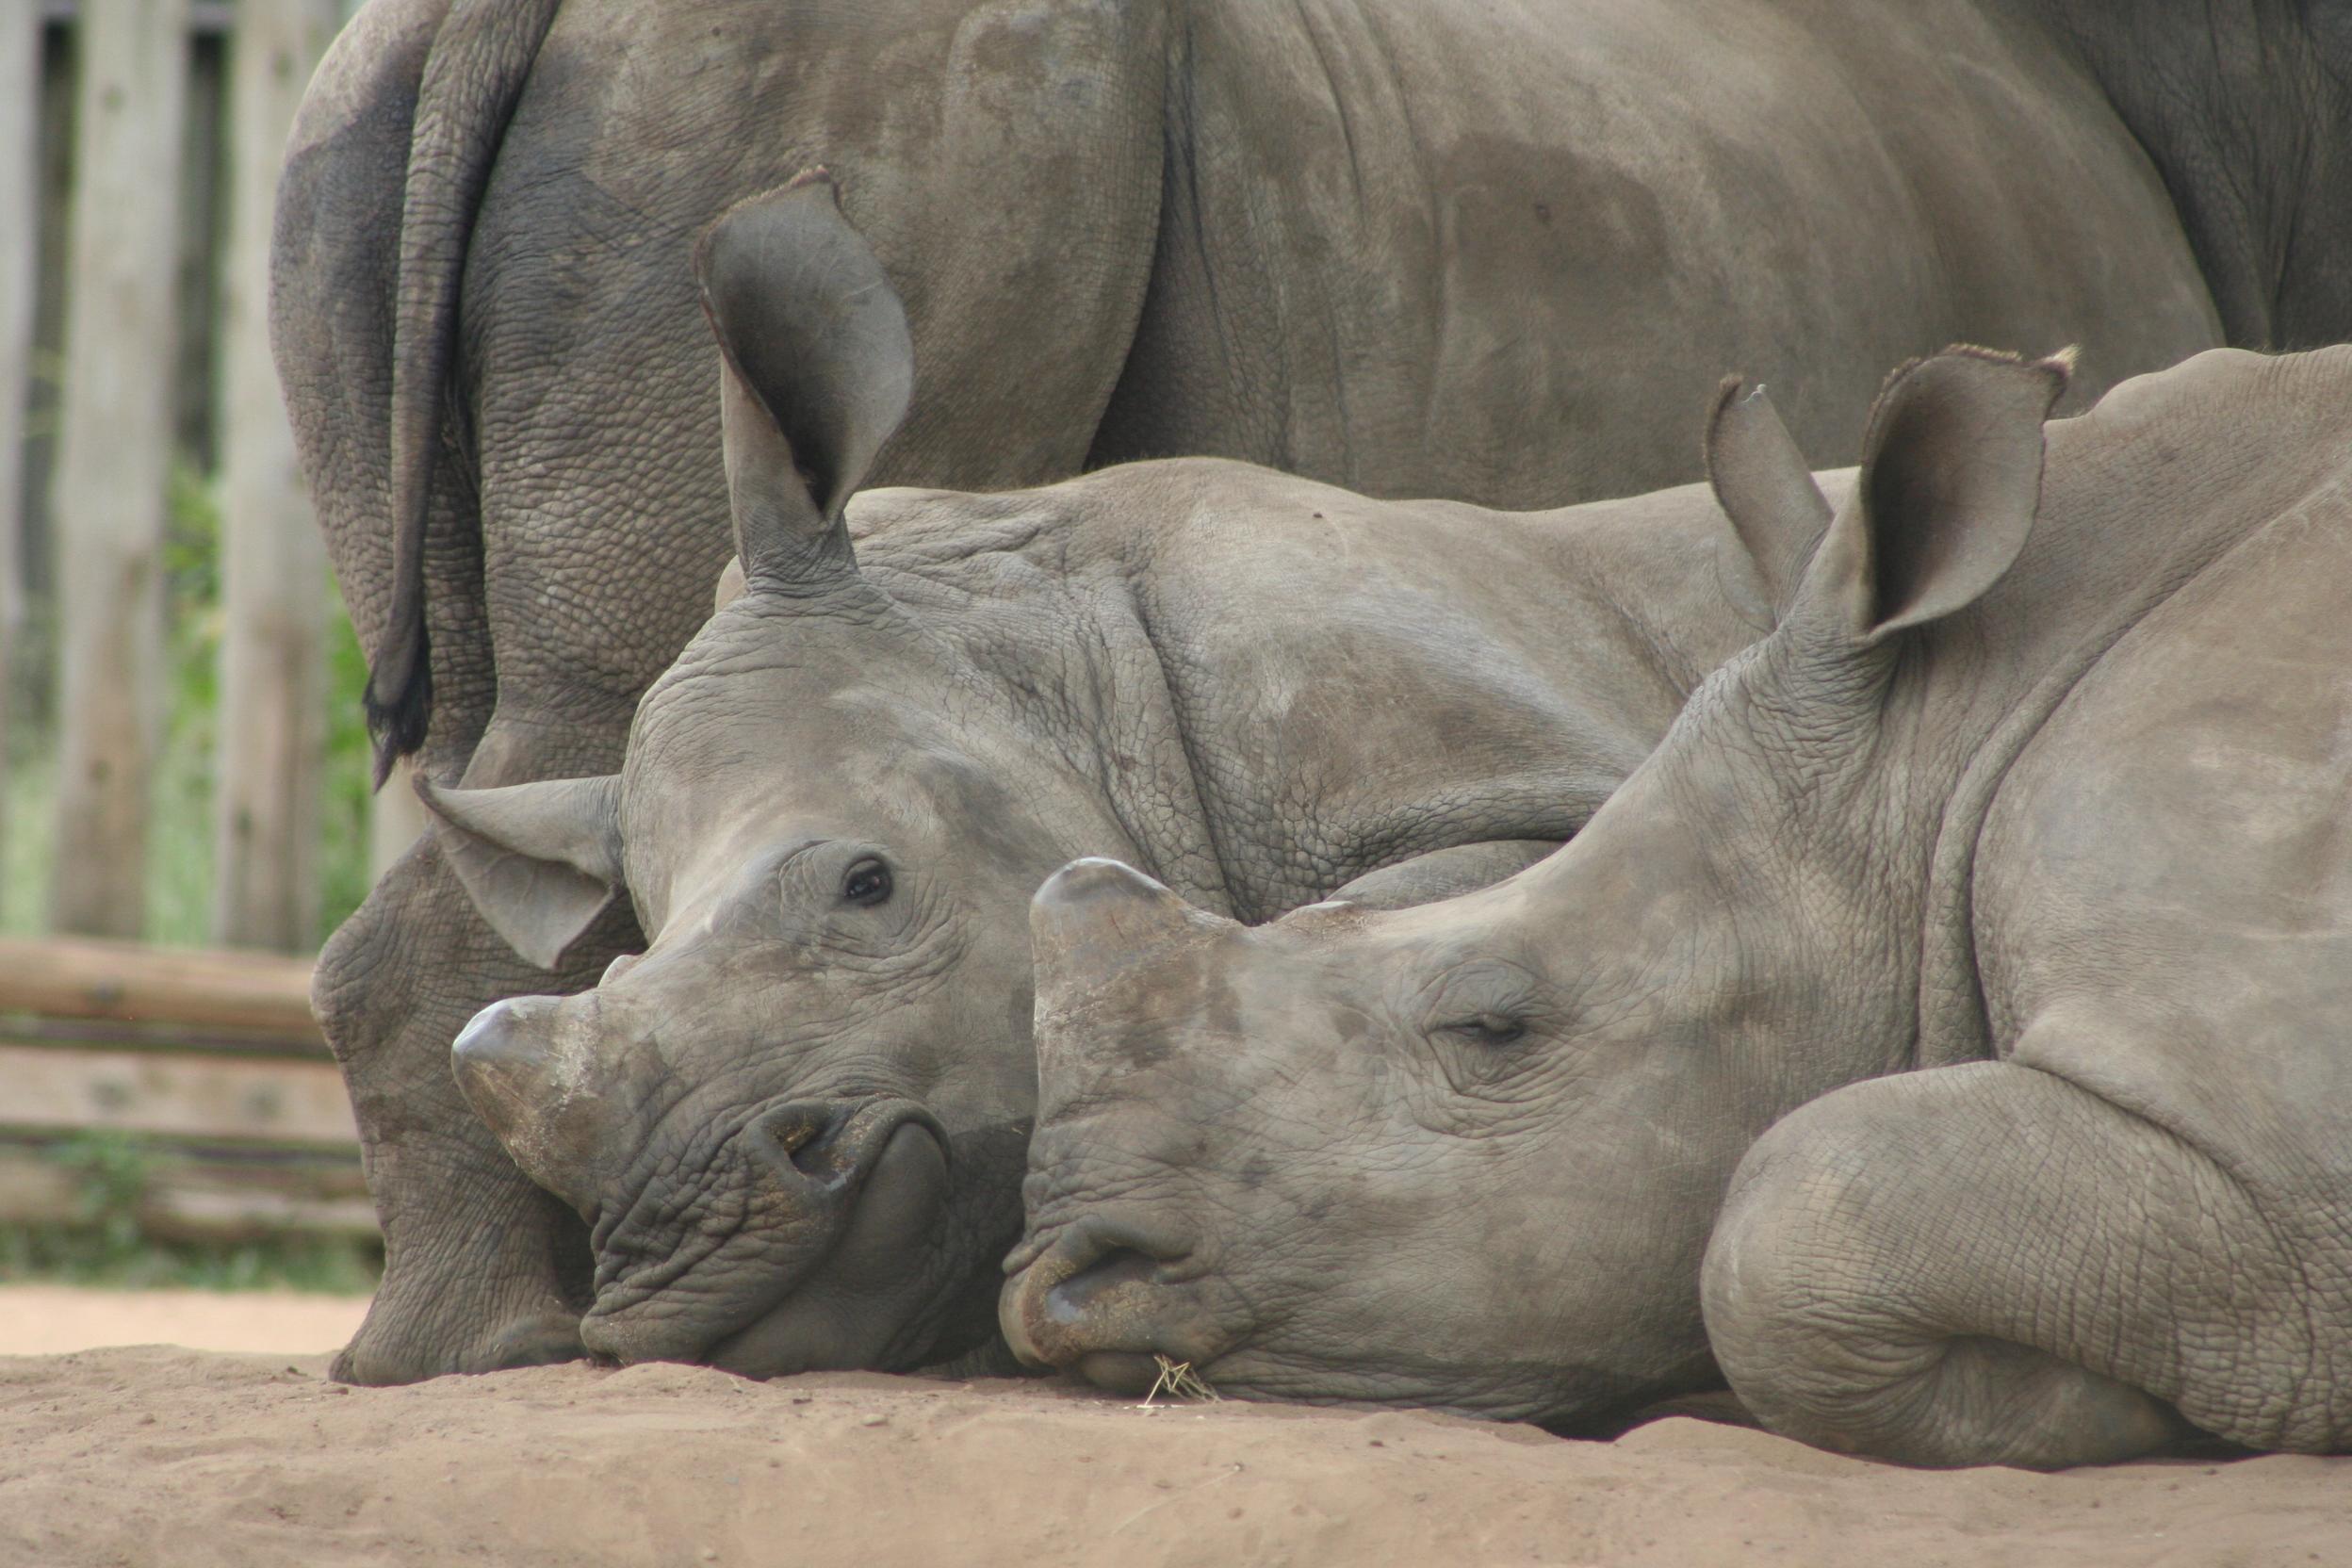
[419,174,1143,1376]
[1000,349,2070,1428]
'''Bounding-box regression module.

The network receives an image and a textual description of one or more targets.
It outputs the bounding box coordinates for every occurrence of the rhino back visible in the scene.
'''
[1973,349,2352,1231]
[1090,0,2219,507]
[920,459,1777,922]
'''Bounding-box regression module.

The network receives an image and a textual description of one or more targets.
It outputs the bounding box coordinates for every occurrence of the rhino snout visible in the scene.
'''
[451,994,610,1212]
[999,1214,1200,1382]
[582,1098,956,1375]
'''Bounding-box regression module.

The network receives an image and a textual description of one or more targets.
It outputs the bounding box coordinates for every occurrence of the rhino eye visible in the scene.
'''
[841,858,893,906]
[1445,1014,1526,1049]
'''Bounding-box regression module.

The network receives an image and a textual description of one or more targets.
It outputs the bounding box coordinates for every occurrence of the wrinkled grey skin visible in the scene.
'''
[273,0,2349,1383]
[422,180,1785,1378]
[1004,345,2352,1468]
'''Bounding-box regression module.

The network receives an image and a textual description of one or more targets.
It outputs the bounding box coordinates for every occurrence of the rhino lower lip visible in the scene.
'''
[1001,1217,1224,1372]
[580,1103,952,1371]
[694,1118,953,1377]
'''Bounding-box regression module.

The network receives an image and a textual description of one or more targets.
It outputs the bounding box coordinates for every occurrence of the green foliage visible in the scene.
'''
[8,463,379,947]
[0,1133,384,1294]
[0,1221,384,1294]
[147,462,225,946]
[318,589,376,941]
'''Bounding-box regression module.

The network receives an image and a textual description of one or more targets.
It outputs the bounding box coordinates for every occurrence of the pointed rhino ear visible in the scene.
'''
[1805,347,2072,645]
[694,169,914,592]
[416,774,625,971]
[1706,377,1832,624]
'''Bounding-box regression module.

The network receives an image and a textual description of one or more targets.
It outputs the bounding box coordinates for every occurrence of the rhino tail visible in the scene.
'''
[366,0,564,786]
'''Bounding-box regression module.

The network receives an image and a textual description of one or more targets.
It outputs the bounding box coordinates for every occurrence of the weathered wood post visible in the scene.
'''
[48,0,190,938]
[370,757,428,882]
[0,0,37,904]
[211,0,339,951]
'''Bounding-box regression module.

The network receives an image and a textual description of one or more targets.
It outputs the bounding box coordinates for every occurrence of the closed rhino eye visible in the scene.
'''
[1442,1013,1527,1049]
[841,858,893,906]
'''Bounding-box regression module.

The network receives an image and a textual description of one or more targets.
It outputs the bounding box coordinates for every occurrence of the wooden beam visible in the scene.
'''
[47,0,191,937]
[0,3,36,904]
[0,1140,375,1239]
[0,1041,359,1144]
[211,0,340,951]
[39,0,232,33]
[0,933,320,1042]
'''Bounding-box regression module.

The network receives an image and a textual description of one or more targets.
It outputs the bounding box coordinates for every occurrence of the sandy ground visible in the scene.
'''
[0,1284,370,1356]
[0,1293,2344,1567]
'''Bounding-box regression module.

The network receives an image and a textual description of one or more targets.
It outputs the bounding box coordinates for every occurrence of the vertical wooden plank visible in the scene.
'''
[48,0,190,938]
[211,0,338,951]
[0,1,37,901]
[369,755,428,882]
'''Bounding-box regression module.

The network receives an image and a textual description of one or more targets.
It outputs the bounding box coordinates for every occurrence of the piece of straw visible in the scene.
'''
[1141,1354,1220,1406]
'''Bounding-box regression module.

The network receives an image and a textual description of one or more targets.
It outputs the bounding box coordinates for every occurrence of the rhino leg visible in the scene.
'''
[1699,1059,2329,1467]
[313,829,624,1383]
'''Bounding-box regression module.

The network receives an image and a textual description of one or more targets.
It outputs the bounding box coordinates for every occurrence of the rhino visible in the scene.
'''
[1002,344,2352,1468]
[420,178,1789,1376]
[278,0,2350,1382]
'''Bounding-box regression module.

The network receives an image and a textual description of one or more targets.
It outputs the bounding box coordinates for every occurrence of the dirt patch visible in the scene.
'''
[1,1341,2341,1568]
[0,1285,370,1356]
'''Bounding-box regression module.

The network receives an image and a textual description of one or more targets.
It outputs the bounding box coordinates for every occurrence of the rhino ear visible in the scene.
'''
[1803,347,2071,645]
[694,169,914,592]
[416,774,625,971]
[1705,378,1832,624]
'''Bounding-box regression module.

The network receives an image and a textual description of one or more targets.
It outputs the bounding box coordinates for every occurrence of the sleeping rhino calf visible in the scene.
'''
[1004,344,2352,1467]
[417,177,1807,1377]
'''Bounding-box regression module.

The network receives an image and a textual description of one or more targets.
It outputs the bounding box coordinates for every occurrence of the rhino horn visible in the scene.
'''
[450,994,613,1214]
[1031,858,1224,972]
[694,169,914,593]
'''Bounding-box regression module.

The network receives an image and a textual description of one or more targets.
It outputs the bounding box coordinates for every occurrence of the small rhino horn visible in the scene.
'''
[1030,858,1228,986]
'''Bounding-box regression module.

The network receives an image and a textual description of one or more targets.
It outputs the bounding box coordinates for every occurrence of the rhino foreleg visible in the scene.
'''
[1696,1059,2322,1467]
[314,837,611,1383]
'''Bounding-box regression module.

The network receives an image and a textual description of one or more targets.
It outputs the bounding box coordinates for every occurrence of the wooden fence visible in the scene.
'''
[0,933,372,1240]
[5,0,416,959]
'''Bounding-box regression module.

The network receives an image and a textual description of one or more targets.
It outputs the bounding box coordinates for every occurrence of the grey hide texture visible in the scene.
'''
[271,0,2350,1382]
[1003,344,2352,1470]
[421,181,1798,1380]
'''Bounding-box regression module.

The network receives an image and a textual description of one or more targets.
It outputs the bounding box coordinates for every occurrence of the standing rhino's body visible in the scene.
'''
[277,0,2346,1382]
[1004,345,2352,1467]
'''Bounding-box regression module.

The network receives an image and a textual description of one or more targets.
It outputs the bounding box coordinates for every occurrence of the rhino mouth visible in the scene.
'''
[998,1214,1234,1389]
[580,1098,957,1375]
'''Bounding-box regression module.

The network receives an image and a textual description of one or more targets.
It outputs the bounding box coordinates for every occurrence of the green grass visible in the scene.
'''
[0,1134,382,1294]
[0,1232,381,1294]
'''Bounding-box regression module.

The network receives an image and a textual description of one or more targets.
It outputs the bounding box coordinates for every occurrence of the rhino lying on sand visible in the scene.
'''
[420,178,1807,1377]
[282,0,2336,1385]
[1004,344,2352,1468]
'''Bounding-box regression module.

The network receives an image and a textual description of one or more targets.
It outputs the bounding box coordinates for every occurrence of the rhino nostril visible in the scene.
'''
[755,1103,844,1182]
[1046,1248,1163,1322]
